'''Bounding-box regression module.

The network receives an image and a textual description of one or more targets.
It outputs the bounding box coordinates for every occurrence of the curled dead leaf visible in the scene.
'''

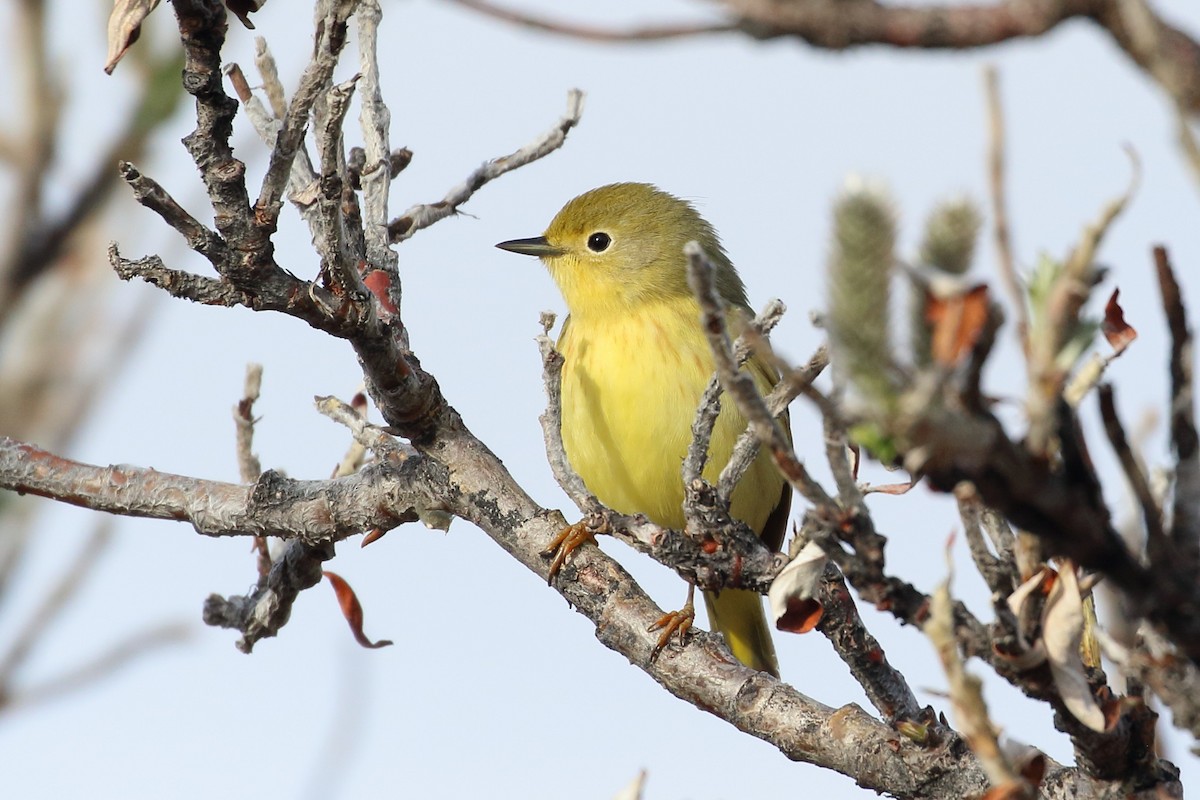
[226,0,267,28]
[925,284,990,367]
[105,0,162,74]
[768,541,826,633]
[324,570,393,649]
[1043,564,1109,731]
[1101,288,1137,356]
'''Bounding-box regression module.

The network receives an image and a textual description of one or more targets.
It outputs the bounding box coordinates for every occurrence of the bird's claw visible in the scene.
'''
[648,587,696,662]
[542,520,595,584]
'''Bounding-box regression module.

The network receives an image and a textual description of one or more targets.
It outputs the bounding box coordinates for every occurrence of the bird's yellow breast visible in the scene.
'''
[557,297,781,533]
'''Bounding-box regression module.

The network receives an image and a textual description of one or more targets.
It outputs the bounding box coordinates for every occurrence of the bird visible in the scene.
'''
[496,182,789,677]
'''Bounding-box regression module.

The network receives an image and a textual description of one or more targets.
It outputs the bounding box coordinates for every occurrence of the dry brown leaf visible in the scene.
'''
[360,527,387,547]
[104,0,161,74]
[226,0,266,29]
[1043,564,1109,731]
[324,570,394,649]
[768,541,826,633]
[926,284,990,367]
[1101,288,1138,356]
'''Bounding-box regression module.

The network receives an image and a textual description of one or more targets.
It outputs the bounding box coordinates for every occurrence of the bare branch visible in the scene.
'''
[0,524,114,692]
[387,90,584,242]
[537,313,601,514]
[110,247,247,307]
[446,0,740,41]
[816,566,926,725]
[1,622,190,713]
[983,66,1027,345]
[355,0,397,274]
[120,162,229,267]
[683,302,791,487]
[926,558,1022,793]
[233,363,270,576]
[234,363,265,483]
[0,437,426,543]
[1098,384,1167,562]
[1153,246,1199,566]
[205,539,333,653]
[685,241,832,508]
[254,0,356,230]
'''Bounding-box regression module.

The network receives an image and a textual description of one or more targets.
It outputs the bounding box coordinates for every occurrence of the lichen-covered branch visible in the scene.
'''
[0,437,427,543]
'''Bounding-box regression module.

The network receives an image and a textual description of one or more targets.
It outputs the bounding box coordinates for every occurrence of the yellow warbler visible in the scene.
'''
[497,183,789,677]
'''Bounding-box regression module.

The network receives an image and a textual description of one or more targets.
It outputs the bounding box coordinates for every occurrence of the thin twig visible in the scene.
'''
[447,0,739,40]
[235,364,264,483]
[1153,246,1199,566]
[956,486,1016,596]
[224,55,323,237]
[119,162,228,266]
[0,437,424,543]
[684,301,788,485]
[388,89,584,242]
[234,363,269,576]
[536,313,601,513]
[1097,384,1167,563]
[0,523,113,690]
[686,242,832,508]
[255,0,356,228]
[983,66,1027,346]
[110,248,246,307]
[926,552,1022,792]
[816,566,926,725]
[316,395,415,463]
[355,0,398,275]
[2,622,190,713]
[316,77,370,301]
[716,345,827,500]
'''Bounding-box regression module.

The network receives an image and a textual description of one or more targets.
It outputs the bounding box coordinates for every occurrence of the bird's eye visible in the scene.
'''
[586,232,612,253]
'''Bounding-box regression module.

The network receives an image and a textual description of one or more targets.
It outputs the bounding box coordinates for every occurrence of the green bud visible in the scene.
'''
[919,198,982,276]
[827,183,897,403]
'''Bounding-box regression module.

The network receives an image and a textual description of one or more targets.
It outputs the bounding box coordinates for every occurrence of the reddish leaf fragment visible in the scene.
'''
[363,270,398,315]
[1101,288,1138,356]
[1016,750,1047,787]
[324,570,393,649]
[777,598,824,634]
[361,528,387,547]
[925,284,990,367]
[981,783,1029,800]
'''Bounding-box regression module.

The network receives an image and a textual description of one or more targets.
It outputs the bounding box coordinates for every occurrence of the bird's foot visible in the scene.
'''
[648,584,696,662]
[542,520,595,584]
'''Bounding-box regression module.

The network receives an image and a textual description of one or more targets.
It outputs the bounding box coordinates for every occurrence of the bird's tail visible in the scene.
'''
[703,588,779,678]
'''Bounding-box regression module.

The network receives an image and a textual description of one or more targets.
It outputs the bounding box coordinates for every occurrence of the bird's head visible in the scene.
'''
[497,183,748,317]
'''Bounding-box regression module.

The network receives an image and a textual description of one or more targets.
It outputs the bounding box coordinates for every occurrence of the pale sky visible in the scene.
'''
[4,1,1200,798]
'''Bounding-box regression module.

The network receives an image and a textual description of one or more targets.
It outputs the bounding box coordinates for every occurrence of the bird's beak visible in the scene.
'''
[495,236,564,257]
